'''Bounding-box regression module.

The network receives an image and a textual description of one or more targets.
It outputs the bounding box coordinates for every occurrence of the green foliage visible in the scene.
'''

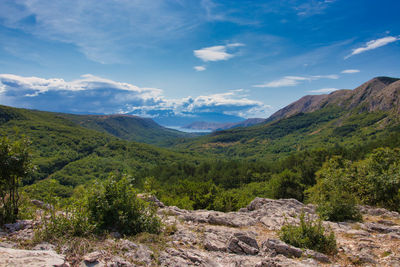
[308,148,400,218]
[0,135,33,224]
[37,200,95,240]
[23,179,73,203]
[269,170,304,201]
[353,148,400,210]
[87,173,161,235]
[307,157,362,222]
[61,113,193,147]
[279,213,337,255]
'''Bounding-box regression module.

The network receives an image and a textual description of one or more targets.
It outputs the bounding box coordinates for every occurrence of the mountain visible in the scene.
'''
[151,111,244,127]
[267,77,400,122]
[173,77,400,159]
[184,118,266,131]
[59,113,193,146]
[0,105,194,187]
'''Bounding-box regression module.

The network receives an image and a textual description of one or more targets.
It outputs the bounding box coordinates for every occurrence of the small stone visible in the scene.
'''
[83,251,103,263]
[32,242,56,251]
[304,249,331,263]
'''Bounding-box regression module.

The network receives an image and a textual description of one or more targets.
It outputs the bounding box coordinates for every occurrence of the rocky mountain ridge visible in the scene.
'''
[267,76,400,123]
[1,197,400,266]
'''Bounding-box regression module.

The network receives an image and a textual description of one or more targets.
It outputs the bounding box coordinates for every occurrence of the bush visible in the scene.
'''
[306,156,362,222]
[37,201,95,241]
[279,212,337,255]
[314,190,362,222]
[87,173,161,235]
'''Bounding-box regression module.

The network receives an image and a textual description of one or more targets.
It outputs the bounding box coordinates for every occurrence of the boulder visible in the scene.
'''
[227,232,259,255]
[0,247,67,267]
[262,239,302,258]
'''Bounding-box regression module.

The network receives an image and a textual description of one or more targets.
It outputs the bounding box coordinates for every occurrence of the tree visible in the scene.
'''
[269,170,304,201]
[0,136,33,224]
[306,156,362,222]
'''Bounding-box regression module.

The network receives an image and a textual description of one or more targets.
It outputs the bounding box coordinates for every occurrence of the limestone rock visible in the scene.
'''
[227,232,259,255]
[0,247,67,267]
[137,193,165,208]
[262,239,303,258]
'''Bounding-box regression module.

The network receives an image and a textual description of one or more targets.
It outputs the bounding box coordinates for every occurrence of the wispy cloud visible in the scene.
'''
[341,69,360,74]
[194,66,206,71]
[309,88,338,93]
[295,0,337,16]
[0,74,268,118]
[194,43,244,62]
[253,74,338,88]
[0,1,204,63]
[345,36,400,59]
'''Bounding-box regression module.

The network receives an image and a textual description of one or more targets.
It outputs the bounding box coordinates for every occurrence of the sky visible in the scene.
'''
[0,0,399,126]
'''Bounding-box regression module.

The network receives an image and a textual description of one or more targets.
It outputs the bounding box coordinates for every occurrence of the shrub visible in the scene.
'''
[87,173,161,235]
[37,201,95,241]
[279,212,337,255]
[314,190,362,222]
[306,156,362,222]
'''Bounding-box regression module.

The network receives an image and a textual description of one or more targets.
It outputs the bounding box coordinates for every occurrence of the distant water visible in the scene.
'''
[166,126,212,133]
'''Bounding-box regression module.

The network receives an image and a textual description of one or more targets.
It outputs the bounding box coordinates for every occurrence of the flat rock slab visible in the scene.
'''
[0,247,66,267]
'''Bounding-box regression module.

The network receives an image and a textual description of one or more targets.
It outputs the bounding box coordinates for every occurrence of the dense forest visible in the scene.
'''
[1,77,400,221]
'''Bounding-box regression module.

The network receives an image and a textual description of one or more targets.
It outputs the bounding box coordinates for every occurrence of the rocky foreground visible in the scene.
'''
[1,198,400,266]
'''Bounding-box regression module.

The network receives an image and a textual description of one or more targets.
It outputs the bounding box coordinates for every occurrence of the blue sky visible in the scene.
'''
[0,0,399,125]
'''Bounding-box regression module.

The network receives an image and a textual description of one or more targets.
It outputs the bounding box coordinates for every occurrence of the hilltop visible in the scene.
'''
[173,77,400,160]
[267,77,400,122]
[59,113,193,146]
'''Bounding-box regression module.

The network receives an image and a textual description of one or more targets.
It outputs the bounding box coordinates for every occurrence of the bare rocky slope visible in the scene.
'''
[1,197,400,266]
[267,76,400,123]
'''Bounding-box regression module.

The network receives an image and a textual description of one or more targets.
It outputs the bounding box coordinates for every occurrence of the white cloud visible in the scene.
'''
[0,1,205,63]
[0,73,268,118]
[311,74,339,79]
[309,88,338,93]
[253,74,338,88]
[194,66,206,71]
[341,69,360,74]
[346,36,400,59]
[194,43,244,62]
[295,0,336,16]
[0,74,162,98]
[0,83,6,94]
[253,76,309,88]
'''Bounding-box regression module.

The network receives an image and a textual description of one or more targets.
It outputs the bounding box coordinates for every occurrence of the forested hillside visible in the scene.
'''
[59,113,193,146]
[1,77,400,214]
[0,105,198,199]
[171,77,400,160]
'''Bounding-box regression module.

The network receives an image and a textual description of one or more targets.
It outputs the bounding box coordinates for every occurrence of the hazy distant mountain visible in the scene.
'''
[173,77,400,159]
[267,76,400,123]
[151,111,244,127]
[184,118,266,131]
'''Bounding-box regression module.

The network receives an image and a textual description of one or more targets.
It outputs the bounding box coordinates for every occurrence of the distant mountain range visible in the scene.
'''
[173,77,400,159]
[151,111,245,127]
[267,76,400,122]
[183,118,266,131]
